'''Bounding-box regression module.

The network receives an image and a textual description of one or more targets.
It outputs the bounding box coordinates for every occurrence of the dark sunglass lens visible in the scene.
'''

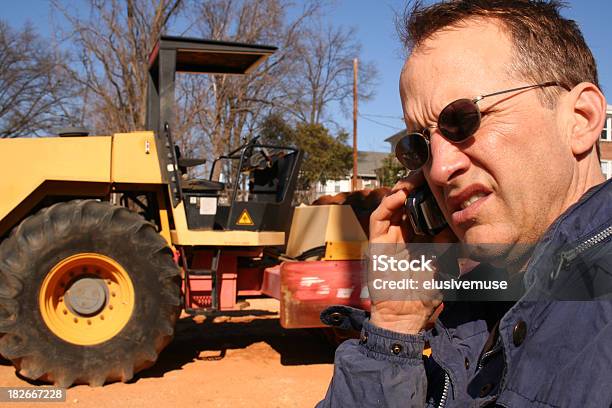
[438,98,481,142]
[395,133,429,170]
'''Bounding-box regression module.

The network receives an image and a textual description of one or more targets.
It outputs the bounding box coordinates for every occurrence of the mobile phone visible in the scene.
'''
[405,184,448,236]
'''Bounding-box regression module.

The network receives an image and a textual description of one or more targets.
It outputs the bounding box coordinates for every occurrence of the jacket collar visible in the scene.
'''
[523,178,612,289]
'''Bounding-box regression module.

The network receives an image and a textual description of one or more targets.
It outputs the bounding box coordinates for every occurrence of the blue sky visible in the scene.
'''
[325,0,612,152]
[3,0,610,152]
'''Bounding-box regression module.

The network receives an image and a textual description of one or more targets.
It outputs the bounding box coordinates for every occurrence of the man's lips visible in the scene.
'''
[447,184,492,226]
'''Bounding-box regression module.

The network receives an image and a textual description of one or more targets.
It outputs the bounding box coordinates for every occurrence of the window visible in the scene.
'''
[601,116,612,142]
[601,160,612,180]
[334,184,341,193]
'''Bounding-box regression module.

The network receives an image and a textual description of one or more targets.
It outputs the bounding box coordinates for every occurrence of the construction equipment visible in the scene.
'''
[0,36,308,387]
[0,35,376,387]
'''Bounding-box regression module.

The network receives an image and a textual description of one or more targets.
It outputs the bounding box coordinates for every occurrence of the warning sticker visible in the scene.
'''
[199,197,217,215]
[236,209,255,226]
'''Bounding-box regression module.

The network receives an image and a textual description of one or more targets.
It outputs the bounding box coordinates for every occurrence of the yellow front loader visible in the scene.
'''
[0,36,306,387]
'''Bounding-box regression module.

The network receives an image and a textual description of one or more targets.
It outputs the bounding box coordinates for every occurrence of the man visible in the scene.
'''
[318,0,611,407]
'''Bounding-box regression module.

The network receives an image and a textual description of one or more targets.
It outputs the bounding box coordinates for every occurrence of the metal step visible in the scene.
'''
[184,307,216,316]
[183,248,222,312]
[187,268,213,276]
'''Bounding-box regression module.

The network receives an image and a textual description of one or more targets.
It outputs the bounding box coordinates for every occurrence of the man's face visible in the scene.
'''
[400,20,575,249]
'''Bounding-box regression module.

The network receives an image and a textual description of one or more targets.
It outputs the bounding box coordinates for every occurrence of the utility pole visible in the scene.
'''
[352,58,358,192]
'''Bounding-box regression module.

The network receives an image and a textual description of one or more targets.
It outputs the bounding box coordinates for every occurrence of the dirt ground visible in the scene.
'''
[0,298,336,408]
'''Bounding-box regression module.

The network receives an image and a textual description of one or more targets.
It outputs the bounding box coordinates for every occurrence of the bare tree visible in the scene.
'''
[53,0,182,133]
[0,21,73,138]
[281,23,378,126]
[178,0,319,180]
[49,0,375,190]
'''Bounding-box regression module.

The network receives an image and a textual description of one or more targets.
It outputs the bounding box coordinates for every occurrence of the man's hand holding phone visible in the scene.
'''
[368,171,457,335]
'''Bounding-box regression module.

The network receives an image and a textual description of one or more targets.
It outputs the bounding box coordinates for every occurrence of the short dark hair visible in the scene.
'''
[398,0,599,108]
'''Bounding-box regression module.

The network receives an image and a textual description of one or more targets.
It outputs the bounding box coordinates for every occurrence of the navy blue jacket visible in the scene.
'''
[318,179,612,407]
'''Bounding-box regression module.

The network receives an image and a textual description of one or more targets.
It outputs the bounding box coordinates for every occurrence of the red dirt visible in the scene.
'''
[0,299,335,407]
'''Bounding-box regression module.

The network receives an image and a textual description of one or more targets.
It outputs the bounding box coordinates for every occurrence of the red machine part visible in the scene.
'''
[183,248,267,311]
[276,260,370,329]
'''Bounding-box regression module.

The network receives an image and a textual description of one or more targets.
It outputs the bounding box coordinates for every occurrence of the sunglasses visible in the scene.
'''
[395,81,568,170]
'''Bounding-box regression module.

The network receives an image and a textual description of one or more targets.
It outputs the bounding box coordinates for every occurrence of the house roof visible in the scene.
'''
[356,151,390,177]
[384,129,408,152]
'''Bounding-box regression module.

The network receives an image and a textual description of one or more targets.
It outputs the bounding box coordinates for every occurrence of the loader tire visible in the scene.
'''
[0,200,181,387]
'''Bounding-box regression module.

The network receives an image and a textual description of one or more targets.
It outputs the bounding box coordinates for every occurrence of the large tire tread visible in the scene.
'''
[0,200,181,387]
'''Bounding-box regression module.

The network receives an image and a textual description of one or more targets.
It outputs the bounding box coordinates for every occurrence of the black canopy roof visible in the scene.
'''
[148,35,277,75]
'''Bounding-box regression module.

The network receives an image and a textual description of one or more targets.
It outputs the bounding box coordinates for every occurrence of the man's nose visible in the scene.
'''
[426,131,471,185]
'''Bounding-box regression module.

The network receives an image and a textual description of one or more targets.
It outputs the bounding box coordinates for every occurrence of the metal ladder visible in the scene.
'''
[181,248,222,315]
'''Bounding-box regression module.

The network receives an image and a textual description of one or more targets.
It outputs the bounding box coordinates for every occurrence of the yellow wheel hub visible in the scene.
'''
[39,253,135,345]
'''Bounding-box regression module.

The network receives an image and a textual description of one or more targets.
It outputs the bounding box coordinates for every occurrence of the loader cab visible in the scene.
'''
[145,36,301,232]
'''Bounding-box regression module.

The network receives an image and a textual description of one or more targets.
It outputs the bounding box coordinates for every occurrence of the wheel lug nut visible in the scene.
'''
[73,318,78,323]
[109,305,114,310]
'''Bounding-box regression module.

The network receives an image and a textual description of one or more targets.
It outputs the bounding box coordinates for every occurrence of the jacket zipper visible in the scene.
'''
[550,225,612,280]
[438,372,450,408]
[477,347,499,370]
[436,224,612,407]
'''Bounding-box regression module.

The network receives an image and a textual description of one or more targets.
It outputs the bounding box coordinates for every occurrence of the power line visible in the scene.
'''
[358,114,403,130]
[361,113,405,120]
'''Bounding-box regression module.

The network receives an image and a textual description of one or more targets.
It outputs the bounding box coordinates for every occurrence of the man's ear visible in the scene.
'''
[563,82,607,156]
